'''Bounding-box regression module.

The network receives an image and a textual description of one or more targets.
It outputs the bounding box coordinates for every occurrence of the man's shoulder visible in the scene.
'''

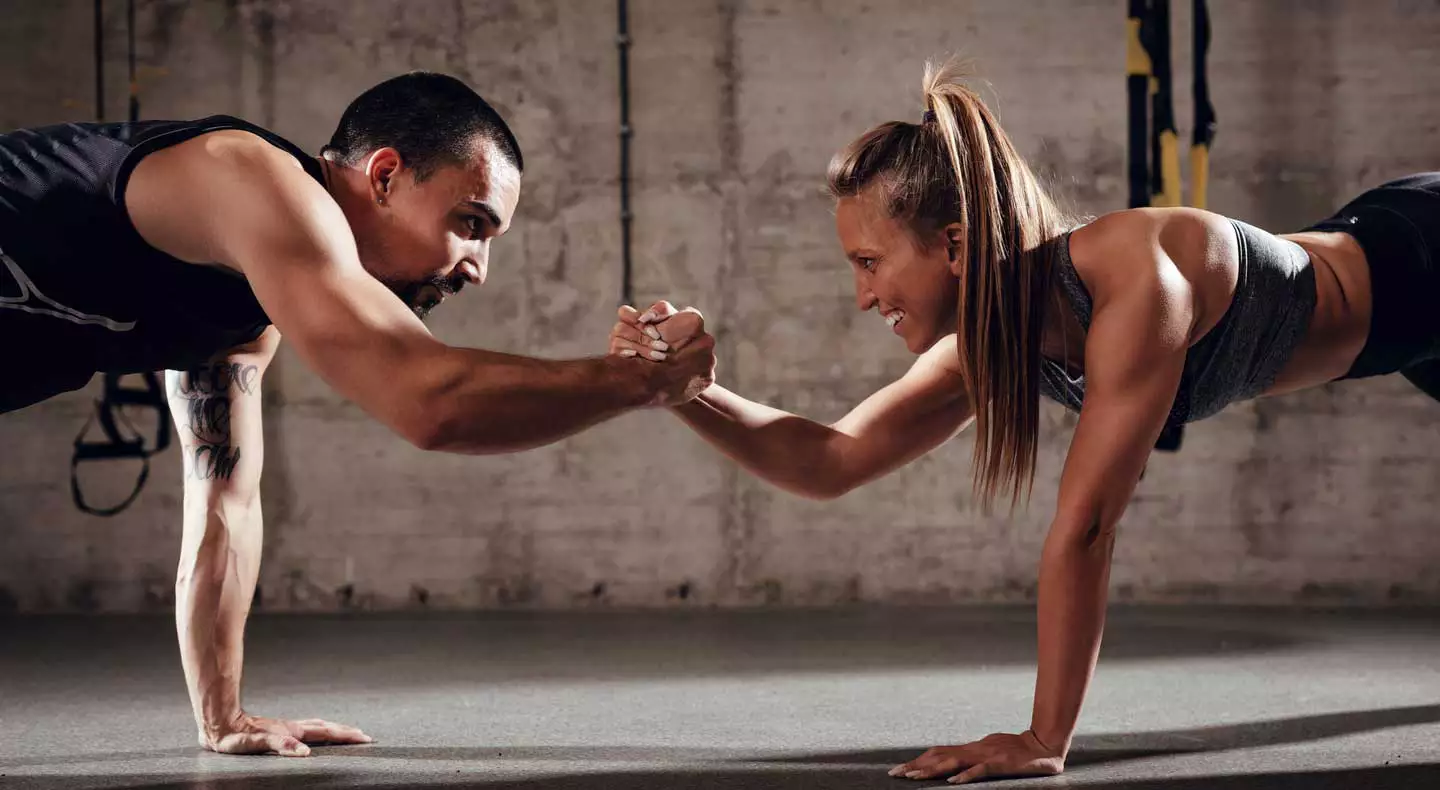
[126,128,333,269]
[143,128,307,182]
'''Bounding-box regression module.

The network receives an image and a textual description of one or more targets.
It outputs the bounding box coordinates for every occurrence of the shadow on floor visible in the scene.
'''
[753,702,1440,768]
[5,705,1438,789]
[5,764,1439,790]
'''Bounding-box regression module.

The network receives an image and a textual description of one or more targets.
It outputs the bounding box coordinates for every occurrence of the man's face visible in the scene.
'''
[353,141,522,319]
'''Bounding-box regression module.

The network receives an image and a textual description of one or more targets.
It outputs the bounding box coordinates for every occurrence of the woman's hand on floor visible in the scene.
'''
[201,711,373,756]
[888,730,1064,783]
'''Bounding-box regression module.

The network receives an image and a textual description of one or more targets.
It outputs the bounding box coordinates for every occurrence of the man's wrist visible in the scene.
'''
[597,355,657,408]
[199,707,246,739]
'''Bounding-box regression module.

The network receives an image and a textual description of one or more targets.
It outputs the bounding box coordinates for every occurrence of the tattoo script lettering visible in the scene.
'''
[173,362,258,482]
[190,444,243,482]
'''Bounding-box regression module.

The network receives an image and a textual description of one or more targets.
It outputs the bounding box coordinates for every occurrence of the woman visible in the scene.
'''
[610,60,1439,783]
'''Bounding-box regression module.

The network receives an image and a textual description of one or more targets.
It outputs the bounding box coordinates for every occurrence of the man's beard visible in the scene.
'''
[388,273,466,321]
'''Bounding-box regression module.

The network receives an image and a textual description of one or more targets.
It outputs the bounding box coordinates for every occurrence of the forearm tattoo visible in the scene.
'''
[173,362,258,482]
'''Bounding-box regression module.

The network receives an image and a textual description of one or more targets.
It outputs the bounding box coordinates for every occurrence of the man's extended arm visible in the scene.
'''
[127,132,713,453]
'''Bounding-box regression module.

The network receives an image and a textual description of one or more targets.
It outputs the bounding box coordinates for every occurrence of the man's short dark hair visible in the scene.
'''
[323,72,524,180]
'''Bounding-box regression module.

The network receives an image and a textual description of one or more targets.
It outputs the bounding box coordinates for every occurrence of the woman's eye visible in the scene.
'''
[859,258,877,271]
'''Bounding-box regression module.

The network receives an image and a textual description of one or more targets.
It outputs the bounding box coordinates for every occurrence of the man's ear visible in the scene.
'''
[365,147,403,202]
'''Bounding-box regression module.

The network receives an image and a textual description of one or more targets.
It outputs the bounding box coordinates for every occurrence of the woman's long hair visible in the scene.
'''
[827,59,1073,509]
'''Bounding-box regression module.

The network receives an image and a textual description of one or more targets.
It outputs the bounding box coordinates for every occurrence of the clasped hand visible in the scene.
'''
[609,300,716,405]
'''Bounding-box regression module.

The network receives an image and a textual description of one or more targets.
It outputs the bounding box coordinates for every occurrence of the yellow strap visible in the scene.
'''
[1189,144,1210,209]
[1151,130,1182,207]
[1126,18,1152,77]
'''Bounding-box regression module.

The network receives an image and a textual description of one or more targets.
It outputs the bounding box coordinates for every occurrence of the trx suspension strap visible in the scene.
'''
[1191,0,1216,211]
[1125,0,1151,212]
[72,373,171,516]
[73,0,171,516]
[1130,0,1192,452]
[1148,0,1181,209]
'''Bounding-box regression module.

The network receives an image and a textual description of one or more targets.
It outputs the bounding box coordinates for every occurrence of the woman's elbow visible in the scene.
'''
[787,467,857,501]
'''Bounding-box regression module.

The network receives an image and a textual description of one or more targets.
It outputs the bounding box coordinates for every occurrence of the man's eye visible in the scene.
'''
[859,257,877,271]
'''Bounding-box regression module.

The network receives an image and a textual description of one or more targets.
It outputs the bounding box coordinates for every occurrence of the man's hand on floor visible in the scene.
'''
[202,711,372,756]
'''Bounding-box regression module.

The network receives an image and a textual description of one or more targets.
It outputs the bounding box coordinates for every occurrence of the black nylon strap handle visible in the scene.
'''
[71,371,171,517]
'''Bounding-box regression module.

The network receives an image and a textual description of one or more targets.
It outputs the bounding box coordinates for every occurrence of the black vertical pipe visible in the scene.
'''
[94,0,105,121]
[617,0,634,307]
[1125,0,1150,211]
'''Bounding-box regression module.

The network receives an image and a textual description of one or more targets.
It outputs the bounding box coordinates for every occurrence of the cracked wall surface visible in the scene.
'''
[2,0,1438,612]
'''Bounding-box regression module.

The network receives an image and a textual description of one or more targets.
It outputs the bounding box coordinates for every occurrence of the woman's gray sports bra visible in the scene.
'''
[1039,219,1316,427]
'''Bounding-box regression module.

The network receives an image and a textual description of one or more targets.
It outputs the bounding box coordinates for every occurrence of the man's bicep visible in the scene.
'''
[165,329,277,497]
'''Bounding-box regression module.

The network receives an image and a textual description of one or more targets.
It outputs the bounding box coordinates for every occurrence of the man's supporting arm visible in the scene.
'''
[166,327,370,756]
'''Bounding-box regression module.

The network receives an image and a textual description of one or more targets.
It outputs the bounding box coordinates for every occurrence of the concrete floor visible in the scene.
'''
[1,607,1437,789]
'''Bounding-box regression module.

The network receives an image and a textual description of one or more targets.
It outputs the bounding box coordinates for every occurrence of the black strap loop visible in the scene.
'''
[71,371,170,517]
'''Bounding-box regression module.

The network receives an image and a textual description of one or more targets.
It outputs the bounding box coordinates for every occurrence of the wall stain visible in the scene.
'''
[140,565,171,611]
[666,581,694,602]
[66,580,100,613]
[146,0,191,65]
[1234,398,1302,561]
[1298,582,1361,603]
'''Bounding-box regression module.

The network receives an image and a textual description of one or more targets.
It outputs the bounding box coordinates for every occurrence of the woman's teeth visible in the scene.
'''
[885,311,906,328]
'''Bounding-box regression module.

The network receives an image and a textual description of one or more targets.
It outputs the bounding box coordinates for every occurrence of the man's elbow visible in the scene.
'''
[398,408,449,452]
[385,371,457,451]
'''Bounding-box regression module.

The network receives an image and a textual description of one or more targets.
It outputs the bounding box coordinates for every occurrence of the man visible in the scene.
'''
[0,72,713,755]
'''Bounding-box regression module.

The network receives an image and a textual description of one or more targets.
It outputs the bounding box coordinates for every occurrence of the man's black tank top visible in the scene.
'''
[0,115,323,411]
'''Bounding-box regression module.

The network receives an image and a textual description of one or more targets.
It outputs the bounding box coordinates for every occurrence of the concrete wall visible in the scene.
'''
[1,0,1438,613]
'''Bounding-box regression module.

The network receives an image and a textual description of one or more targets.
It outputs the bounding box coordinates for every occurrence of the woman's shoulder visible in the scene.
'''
[1071,206,1232,258]
[1068,208,1237,292]
[1067,208,1240,339]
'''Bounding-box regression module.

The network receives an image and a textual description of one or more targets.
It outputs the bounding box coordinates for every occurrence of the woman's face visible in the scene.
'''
[834,190,960,354]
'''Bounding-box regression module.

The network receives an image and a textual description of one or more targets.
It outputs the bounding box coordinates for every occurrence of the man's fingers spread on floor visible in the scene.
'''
[302,721,372,744]
[295,717,349,731]
[221,732,310,757]
[271,733,312,757]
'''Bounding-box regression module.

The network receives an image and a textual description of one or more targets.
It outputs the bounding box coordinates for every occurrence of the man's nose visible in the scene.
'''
[458,252,487,286]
